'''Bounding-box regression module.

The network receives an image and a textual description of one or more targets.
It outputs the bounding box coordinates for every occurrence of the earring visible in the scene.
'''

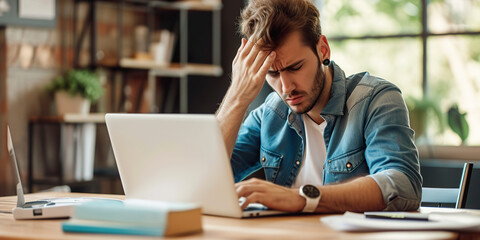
[322,59,330,65]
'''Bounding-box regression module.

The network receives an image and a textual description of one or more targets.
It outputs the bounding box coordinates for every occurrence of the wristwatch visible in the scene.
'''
[299,184,321,212]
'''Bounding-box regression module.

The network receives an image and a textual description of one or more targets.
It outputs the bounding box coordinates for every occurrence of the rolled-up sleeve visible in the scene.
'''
[369,169,421,211]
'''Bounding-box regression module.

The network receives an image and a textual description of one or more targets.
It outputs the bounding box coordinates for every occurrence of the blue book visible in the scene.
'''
[62,199,202,236]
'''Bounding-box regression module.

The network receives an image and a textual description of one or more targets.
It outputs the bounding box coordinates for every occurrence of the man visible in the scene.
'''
[216,0,422,213]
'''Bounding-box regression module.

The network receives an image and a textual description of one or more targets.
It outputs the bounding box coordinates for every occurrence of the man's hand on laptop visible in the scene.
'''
[235,178,306,212]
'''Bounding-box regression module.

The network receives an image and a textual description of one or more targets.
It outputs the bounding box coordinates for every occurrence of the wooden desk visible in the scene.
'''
[0,193,462,240]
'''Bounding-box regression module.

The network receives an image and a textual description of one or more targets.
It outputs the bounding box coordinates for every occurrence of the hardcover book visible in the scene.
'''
[62,199,202,236]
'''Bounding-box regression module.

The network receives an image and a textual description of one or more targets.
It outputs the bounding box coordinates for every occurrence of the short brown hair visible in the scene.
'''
[239,0,322,54]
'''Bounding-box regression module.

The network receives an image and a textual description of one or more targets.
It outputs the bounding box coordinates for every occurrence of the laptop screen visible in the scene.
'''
[7,126,26,207]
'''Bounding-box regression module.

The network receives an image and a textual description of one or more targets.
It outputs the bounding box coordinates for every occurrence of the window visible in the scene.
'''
[318,0,480,145]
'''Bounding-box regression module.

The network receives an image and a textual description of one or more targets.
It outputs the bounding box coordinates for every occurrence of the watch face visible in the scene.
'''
[302,184,320,198]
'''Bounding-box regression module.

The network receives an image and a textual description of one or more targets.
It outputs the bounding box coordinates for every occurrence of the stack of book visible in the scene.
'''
[62,199,202,236]
[150,29,175,66]
[61,124,96,182]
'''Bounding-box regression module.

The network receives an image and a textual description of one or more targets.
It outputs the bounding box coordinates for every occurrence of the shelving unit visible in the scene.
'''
[73,0,223,113]
[119,59,223,76]
[28,114,107,193]
[28,0,225,193]
[120,59,223,112]
[25,0,224,192]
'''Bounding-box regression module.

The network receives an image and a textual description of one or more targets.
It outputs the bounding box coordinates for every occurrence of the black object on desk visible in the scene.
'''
[364,212,430,221]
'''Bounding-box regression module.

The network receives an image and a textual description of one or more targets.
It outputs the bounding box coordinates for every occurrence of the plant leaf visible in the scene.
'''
[447,104,469,143]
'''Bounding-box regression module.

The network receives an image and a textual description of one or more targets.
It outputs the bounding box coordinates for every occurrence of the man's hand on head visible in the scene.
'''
[235,178,306,212]
[215,39,276,160]
[228,38,276,106]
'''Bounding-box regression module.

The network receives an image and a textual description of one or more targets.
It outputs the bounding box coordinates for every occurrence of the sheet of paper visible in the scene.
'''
[321,211,480,232]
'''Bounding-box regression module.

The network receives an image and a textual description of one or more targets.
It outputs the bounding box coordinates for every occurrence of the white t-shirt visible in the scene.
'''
[291,116,327,188]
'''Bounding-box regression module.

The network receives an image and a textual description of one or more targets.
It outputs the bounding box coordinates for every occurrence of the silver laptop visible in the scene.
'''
[105,113,287,218]
[8,126,115,219]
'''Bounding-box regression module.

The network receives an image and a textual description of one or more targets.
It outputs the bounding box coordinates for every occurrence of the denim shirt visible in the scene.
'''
[231,61,422,211]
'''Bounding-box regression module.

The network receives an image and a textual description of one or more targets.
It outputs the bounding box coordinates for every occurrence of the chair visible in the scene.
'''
[421,162,473,208]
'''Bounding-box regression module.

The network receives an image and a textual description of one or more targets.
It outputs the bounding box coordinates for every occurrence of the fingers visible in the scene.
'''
[244,42,261,64]
[237,182,284,210]
[236,182,267,198]
[251,50,269,72]
[229,38,275,103]
[240,192,265,210]
[258,51,276,78]
[235,178,305,212]
[242,42,274,79]
[235,178,272,208]
[240,38,255,59]
[234,177,271,189]
[233,38,247,64]
[250,50,275,80]
[235,39,263,67]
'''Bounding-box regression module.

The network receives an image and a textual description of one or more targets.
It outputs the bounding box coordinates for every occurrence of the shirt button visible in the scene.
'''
[262,157,266,162]
[346,162,352,168]
[296,161,300,165]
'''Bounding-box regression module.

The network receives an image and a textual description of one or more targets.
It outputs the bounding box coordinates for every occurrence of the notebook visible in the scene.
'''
[8,126,118,219]
[105,113,287,218]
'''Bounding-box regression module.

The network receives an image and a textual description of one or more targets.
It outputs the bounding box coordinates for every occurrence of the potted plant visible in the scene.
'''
[47,69,104,115]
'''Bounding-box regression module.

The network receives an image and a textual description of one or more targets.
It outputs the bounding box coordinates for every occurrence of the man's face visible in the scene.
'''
[266,31,325,114]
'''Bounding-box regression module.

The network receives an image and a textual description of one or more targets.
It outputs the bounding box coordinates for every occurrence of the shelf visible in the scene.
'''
[150,0,223,11]
[29,113,106,124]
[120,58,223,77]
[31,178,96,186]
[31,168,118,186]
[75,0,223,11]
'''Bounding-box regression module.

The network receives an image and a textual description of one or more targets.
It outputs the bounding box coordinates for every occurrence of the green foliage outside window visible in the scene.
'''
[320,0,480,145]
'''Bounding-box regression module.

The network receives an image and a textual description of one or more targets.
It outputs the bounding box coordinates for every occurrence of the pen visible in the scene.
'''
[364,212,430,221]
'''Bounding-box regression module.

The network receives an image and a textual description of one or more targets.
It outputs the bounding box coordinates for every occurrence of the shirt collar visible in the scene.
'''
[320,61,347,116]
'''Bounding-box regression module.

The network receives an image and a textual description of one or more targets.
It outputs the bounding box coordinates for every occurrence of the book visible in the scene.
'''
[60,124,96,182]
[151,29,176,66]
[62,199,202,236]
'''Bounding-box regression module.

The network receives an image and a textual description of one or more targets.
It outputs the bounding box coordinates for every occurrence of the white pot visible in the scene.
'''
[55,91,91,115]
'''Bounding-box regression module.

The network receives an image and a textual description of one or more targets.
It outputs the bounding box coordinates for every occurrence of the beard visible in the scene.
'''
[281,60,326,114]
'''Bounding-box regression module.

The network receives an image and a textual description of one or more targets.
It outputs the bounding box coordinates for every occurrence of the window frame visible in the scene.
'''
[324,0,480,151]
[325,0,480,96]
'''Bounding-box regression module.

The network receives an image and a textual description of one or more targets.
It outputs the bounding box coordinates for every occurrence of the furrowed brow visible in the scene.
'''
[268,59,305,74]
[281,60,304,71]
